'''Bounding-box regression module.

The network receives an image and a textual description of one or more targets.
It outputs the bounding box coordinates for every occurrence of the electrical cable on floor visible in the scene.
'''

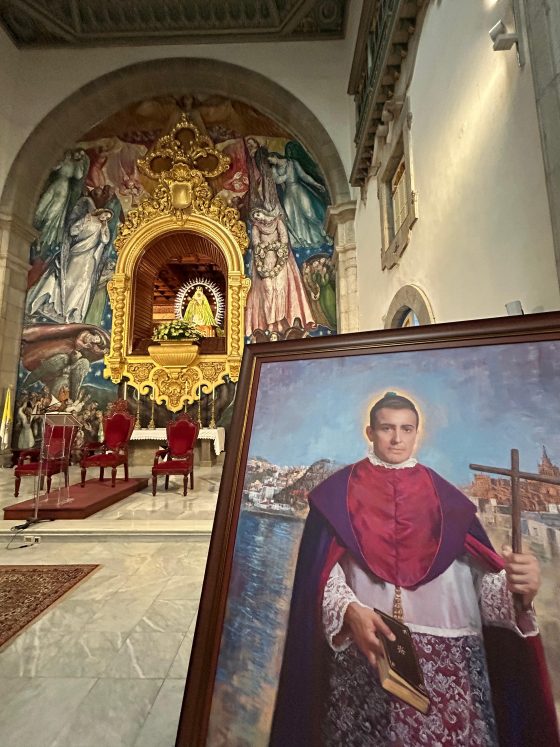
[5,525,32,551]
[5,518,53,550]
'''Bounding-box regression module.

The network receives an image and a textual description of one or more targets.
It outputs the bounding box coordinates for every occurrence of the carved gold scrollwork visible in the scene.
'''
[125,363,155,395]
[199,362,227,393]
[126,363,155,383]
[199,362,223,381]
[240,276,251,305]
[151,367,200,410]
[138,115,230,182]
[105,114,250,411]
[228,361,241,382]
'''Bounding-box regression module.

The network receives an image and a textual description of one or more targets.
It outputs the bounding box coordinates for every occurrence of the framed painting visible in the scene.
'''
[177,313,560,746]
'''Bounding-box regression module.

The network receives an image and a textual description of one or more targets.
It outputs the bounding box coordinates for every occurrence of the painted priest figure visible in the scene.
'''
[270,392,558,747]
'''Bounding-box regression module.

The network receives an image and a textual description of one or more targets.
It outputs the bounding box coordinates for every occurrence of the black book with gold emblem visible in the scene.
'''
[374,608,431,714]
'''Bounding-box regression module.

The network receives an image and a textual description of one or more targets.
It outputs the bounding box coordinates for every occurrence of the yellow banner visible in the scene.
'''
[0,387,12,450]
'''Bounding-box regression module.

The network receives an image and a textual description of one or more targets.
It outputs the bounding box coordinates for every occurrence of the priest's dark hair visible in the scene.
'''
[369,391,419,427]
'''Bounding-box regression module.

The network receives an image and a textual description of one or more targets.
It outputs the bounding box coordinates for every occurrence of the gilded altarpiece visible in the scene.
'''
[105,115,250,412]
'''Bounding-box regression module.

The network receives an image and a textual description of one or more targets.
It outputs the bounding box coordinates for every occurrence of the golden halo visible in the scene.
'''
[361,388,426,453]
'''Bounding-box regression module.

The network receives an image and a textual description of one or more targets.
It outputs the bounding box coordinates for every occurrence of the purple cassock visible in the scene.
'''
[269,461,559,747]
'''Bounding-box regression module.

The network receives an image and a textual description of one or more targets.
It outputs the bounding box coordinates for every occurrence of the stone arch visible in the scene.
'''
[0,57,350,229]
[384,284,435,328]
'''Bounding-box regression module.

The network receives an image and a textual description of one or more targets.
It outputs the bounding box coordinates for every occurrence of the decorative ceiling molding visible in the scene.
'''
[0,0,348,48]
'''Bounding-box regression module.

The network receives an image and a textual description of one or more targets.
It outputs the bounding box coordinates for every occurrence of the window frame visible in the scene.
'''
[376,98,418,270]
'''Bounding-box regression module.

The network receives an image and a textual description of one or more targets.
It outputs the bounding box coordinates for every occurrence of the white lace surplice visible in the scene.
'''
[323,558,538,651]
[320,450,537,746]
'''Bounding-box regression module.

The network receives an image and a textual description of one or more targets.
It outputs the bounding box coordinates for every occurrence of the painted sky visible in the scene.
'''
[247,340,560,484]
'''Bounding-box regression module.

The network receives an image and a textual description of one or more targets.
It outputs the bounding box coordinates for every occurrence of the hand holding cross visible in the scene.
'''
[501,544,541,609]
[469,448,556,609]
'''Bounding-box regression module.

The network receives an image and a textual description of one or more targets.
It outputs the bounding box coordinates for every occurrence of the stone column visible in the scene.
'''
[326,201,358,333]
[524,0,560,287]
[0,212,34,399]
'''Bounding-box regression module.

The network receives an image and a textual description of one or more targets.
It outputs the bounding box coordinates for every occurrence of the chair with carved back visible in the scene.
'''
[80,399,135,488]
[14,422,78,497]
[152,414,199,497]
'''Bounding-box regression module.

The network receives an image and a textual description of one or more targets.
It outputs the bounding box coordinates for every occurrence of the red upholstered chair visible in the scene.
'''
[152,414,199,497]
[14,422,78,497]
[80,399,135,488]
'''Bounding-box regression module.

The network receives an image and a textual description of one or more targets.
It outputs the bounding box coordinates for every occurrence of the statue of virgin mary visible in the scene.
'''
[183,286,217,335]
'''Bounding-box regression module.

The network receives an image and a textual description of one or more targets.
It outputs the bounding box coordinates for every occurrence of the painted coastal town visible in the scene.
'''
[241,448,560,561]
[241,456,340,520]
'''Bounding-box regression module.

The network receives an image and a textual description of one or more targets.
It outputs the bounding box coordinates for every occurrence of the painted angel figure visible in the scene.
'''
[62,207,113,323]
[268,142,331,248]
[26,188,115,324]
[26,187,93,320]
[33,149,90,258]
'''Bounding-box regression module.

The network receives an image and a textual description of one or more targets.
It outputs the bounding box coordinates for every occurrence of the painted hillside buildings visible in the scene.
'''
[468,447,560,514]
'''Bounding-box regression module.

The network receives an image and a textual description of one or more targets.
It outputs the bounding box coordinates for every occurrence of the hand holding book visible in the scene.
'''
[374,609,430,714]
[342,603,430,714]
[341,602,396,669]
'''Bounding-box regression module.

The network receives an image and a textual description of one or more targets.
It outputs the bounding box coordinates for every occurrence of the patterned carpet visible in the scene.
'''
[0,565,99,649]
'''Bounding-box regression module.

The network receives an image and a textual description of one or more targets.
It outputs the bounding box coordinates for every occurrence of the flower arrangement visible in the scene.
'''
[152,319,204,342]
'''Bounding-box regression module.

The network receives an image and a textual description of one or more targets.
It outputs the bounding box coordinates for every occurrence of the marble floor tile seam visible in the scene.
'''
[45,677,167,747]
[0,590,199,676]
[0,675,98,747]
[0,545,209,566]
[0,523,214,541]
[100,630,188,680]
[100,510,216,521]
[131,678,186,747]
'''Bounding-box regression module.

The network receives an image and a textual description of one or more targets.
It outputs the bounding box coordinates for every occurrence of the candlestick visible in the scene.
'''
[197,385,202,427]
[210,391,216,429]
[123,380,128,402]
[148,390,156,429]
[134,389,141,429]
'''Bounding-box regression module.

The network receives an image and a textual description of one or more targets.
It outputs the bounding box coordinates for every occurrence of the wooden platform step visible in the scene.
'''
[3,478,149,520]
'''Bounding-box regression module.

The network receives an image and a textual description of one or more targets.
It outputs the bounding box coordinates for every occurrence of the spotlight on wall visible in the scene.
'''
[505,300,524,316]
[489,19,518,51]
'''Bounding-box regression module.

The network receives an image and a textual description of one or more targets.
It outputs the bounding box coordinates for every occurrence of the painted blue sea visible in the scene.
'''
[207,511,304,746]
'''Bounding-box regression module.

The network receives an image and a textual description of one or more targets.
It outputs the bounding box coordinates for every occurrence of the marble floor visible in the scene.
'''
[0,538,208,747]
[0,463,222,538]
[0,462,223,746]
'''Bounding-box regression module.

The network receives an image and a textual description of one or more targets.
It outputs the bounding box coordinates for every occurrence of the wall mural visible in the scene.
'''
[14,95,336,448]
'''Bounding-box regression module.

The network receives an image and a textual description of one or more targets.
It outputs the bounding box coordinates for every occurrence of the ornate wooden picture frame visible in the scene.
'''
[177,313,560,745]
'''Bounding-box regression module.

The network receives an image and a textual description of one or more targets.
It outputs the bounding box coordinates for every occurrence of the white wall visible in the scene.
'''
[0,0,361,201]
[356,0,559,328]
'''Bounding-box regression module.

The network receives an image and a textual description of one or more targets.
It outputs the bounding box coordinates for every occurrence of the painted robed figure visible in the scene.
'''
[271,392,558,746]
[183,286,217,336]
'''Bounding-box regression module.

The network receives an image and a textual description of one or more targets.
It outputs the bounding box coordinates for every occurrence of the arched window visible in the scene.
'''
[385,285,434,329]
[395,307,420,327]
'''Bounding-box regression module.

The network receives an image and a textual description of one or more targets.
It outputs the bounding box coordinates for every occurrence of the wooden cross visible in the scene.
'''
[470,448,560,553]
[470,449,560,608]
